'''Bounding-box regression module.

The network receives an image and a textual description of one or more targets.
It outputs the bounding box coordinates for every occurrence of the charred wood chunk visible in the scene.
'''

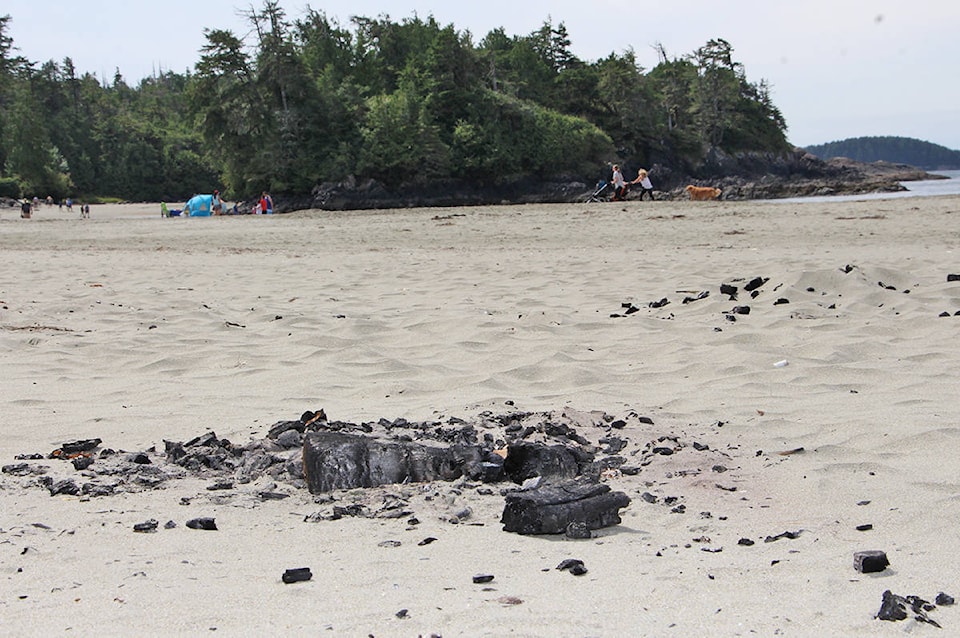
[854,550,889,573]
[502,442,583,484]
[501,480,631,535]
[302,431,483,493]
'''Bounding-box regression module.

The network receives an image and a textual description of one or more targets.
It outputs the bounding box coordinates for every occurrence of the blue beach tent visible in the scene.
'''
[184,194,214,216]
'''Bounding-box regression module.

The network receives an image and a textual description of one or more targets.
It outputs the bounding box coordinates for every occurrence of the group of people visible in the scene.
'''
[610,165,655,202]
[18,196,89,218]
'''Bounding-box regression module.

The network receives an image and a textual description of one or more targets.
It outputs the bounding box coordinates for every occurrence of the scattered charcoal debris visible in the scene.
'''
[472,574,494,584]
[418,537,438,546]
[948,274,960,282]
[738,538,755,546]
[877,590,943,627]
[720,283,738,297]
[743,277,768,292]
[854,550,889,573]
[395,609,409,619]
[185,517,218,531]
[730,305,751,315]
[855,524,873,532]
[282,567,312,584]
[649,297,670,309]
[936,593,955,606]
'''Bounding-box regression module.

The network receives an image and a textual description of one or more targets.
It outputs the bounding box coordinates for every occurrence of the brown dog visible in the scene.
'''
[685,185,722,201]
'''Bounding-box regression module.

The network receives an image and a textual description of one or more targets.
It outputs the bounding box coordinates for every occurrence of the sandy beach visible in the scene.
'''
[2,195,960,636]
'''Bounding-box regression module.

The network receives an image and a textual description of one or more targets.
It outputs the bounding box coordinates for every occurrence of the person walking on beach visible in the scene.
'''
[260,192,274,215]
[611,165,627,201]
[631,169,655,201]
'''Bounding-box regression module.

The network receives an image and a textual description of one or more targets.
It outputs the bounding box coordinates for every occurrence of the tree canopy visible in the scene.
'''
[805,136,960,170]
[0,5,790,201]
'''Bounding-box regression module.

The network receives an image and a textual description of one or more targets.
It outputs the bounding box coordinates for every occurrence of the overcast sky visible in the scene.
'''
[5,0,959,150]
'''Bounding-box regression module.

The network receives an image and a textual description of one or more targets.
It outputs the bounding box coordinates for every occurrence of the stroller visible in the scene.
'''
[585,180,610,202]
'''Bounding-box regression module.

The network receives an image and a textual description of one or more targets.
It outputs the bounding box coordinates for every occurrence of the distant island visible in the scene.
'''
[804,136,960,171]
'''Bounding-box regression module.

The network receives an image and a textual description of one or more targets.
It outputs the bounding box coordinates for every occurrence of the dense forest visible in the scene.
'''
[805,136,960,170]
[0,2,790,202]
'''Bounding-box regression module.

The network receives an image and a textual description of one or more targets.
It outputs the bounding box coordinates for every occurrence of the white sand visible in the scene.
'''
[2,196,960,635]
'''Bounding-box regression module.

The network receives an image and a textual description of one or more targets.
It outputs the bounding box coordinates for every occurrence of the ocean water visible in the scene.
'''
[771,169,960,204]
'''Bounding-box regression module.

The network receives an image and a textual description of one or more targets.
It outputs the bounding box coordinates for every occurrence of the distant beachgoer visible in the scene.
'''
[611,165,627,201]
[46,195,53,207]
[82,203,90,219]
[21,199,32,218]
[631,169,655,201]
[65,197,73,212]
[212,190,223,215]
[260,192,273,215]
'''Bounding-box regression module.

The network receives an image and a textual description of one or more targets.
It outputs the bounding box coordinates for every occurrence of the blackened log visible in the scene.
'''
[302,431,483,493]
[501,480,631,535]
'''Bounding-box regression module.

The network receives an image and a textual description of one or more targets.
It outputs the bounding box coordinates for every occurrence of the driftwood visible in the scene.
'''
[501,480,631,535]
[302,431,487,493]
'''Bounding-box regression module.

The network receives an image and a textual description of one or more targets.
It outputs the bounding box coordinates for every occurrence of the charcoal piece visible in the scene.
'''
[773,298,790,305]
[473,574,494,584]
[854,550,889,573]
[637,416,654,425]
[81,483,115,497]
[129,453,151,465]
[268,420,303,439]
[418,537,438,546]
[948,274,960,282]
[652,446,674,456]
[731,305,751,315]
[877,590,908,621]
[648,297,670,308]
[185,432,219,448]
[258,491,289,501]
[302,431,485,493]
[738,538,755,546]
[764,530,801,543]
[556,558,584,571]
[275,429,302,448]
[59,439,102,455]
[48,479,79,496]
[71,456,94,471]
[744,277,768,292]
[569,563,588,576]
[282,567,312,584]
[720,283,738,297]
[14,453,44,460]
[133,519,159,533]
[599,437,627,454]
[2,463,34,476]
[936,592,955,606]
[640,492,657,503]
[855,524,873,531]
[186,517,218,531]
[501,479,630,535]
